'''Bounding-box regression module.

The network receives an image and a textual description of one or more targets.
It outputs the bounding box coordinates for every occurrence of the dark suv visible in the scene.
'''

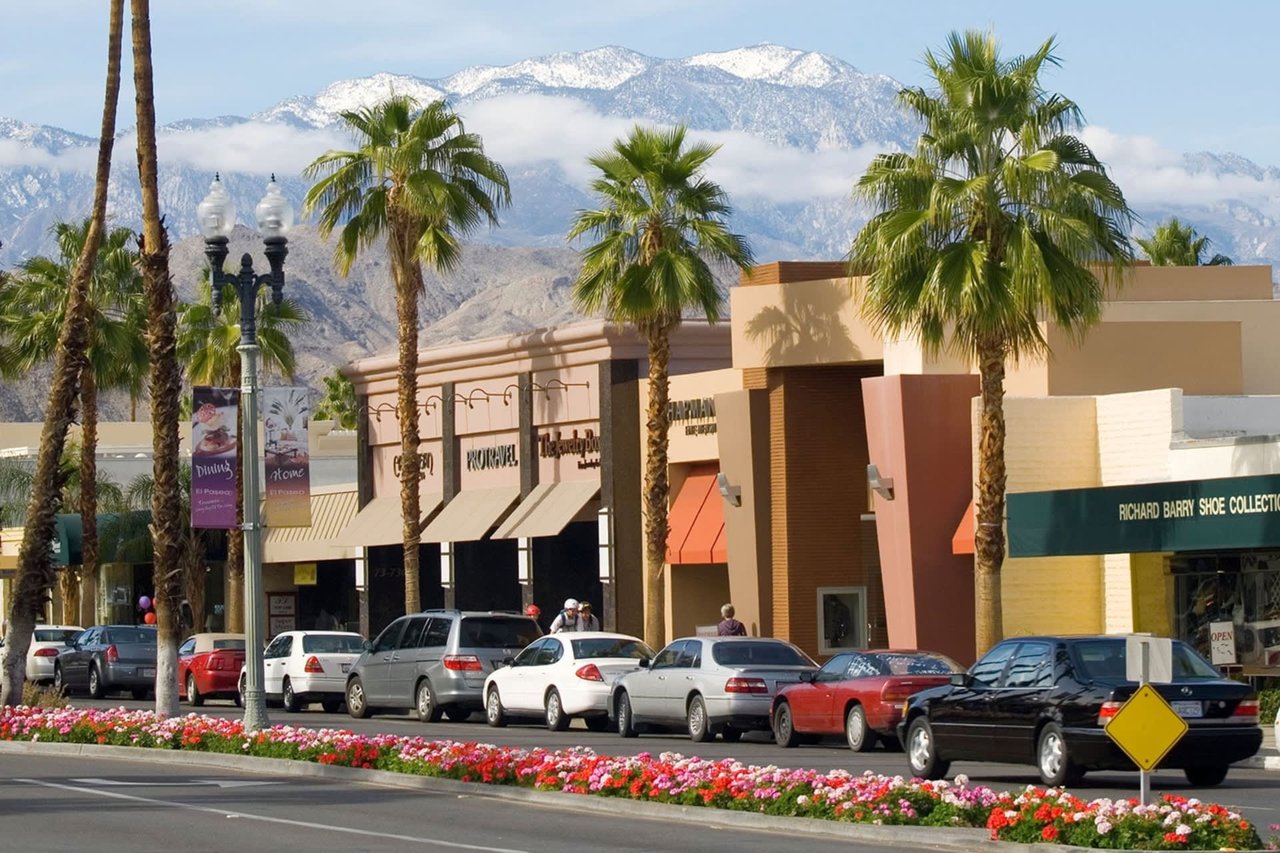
[345,610,541,722]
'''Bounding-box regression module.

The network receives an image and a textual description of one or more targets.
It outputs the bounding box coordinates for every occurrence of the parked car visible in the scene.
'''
[178,633,245,706]
[54,624,157,699]
[0,624,84,685]
[484,631,654,731]
[345,610,542,721]
[772,649,962,751]
[609,636,819,742]
[899,635,1263,787]
[240,630,365,713]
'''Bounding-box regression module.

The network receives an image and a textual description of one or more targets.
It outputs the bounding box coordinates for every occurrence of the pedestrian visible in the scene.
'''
[578,601,601,631]
[524,603,543,630]
[717,603,747,636]
[549,598,581,633]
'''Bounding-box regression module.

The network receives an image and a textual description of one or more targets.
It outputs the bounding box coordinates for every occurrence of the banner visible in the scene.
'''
[263,386,312,527]
[191,386,239,529]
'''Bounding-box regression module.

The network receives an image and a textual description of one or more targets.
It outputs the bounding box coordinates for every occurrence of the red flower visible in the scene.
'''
[1041,826,1058,841]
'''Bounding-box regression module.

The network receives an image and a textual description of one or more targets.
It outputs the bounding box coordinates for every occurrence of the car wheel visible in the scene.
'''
[846,704,877,752]
[443,707,471,722]
[282,678,300,713]
[687,695,710,743]
[773,701,800,748]
[545,688,570,732]
[415,680,442,723]
[53,664,67,695]
[186,674,204,707]
[616,692,638,738]
[1036,722,1083,787]
[131,688,150,701]
[346,677,371,719]
[87,664,105,699]
[584,715,610,733]
[906,717,949,780]
[485,687,507,728]
[720,726,742,743]
[237,674,246,708]
[320,698,342,714]
[1184,765,1229,786]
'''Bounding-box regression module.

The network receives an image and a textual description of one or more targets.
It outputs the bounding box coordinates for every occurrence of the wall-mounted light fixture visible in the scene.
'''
[867,463,894,501]
[716,471,742,507]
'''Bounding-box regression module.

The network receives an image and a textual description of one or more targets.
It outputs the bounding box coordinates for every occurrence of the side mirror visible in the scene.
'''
[949,672,969,687]
[502,656,515,667]
[362,640,373,652]
[799,671,815,683]
[65,638,77,648]
[638,658,651,669]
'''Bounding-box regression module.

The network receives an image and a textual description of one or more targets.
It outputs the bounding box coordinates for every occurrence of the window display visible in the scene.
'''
[1173,552,1280,673]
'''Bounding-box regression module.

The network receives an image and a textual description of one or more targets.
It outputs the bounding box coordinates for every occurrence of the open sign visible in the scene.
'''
[1209,621,1236,665]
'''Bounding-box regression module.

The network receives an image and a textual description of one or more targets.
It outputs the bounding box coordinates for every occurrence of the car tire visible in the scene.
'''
[545,688,570,732]
[237,674,247,709]
[846,704,877,752]
[773,701,800,748]
[187,674,204,707]
[906,717,950,780]
[1184,765,1229,786]
[616,692,638,738]
[1036,722,1083,787]
[53,664,67,695]
[687,695,710,743]
[131,688,150,701]
[346,677,371,719]
[320,698,342,714]
[485,687,507,728]
[88,664,105,699]
[720,726,742,743]
[443,707,471,722]
[584,715,610,733]
[416,680,442,723]
[282,678,300,713]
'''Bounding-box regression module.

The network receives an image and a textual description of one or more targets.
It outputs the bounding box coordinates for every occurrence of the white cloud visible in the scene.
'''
[149,123,349,178]
[0,140,95,172]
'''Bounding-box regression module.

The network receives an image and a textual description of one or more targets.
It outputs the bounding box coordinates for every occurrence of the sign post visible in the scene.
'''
[1106,635,1186,805]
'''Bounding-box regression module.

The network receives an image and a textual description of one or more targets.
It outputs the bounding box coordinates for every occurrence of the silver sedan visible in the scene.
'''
[609,636,818,742]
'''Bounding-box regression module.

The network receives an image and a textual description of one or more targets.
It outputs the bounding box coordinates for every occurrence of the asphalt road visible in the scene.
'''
[0,751,917,853]
[66,697,1280,831]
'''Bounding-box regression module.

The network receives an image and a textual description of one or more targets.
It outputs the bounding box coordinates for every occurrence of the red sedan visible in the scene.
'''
[178,633,246,706]
[771,649,961,751]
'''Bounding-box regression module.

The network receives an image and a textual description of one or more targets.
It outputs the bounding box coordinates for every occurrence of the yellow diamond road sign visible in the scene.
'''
[1105,684,1190,771]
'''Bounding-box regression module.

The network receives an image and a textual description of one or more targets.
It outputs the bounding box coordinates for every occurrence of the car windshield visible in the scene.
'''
[107,628,156,644]
[1073,638,1221,683]
[211,639,245,650]
[302,634,365,654]
[34,629,81,643]
[850,652,961,677]
[570,637,655,660]
[458,617,541,649]
[712,641,815,667]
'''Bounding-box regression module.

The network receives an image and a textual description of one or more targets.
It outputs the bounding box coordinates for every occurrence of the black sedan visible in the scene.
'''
[899,635,1262,787]
[54,625,157,700]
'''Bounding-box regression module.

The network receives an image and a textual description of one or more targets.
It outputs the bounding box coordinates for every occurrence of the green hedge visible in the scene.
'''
[1260,688,1279,729]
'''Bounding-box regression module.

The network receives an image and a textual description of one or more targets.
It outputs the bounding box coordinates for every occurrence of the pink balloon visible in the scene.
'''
[143,611,157,625]
[138,595,152,610]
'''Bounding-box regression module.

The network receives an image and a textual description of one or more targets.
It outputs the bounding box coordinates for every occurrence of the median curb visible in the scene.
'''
[1235,751,1280,771]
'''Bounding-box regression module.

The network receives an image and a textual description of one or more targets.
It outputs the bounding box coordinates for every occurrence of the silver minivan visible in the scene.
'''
[345,610,541,721]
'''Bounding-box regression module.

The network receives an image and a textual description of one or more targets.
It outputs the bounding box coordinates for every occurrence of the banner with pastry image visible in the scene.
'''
[191,385,239,529]
[263,386,312,528]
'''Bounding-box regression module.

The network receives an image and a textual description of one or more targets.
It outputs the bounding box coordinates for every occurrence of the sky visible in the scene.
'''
[2,0,1279,216]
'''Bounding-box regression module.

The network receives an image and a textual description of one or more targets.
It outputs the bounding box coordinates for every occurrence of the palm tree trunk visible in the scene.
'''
[225,398,245,632]
[184,530,207,633]
[1,0,122,707]
[973,337,1008,656]
[641,325,674,649]
[133,0,182,716]
[73,365,98,626]
[391,219,422,615]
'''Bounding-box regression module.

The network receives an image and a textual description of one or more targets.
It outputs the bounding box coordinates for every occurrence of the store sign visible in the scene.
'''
[393,450,435,479]
[668,397,717,436]
[466,443,517,471]
[538,428,601,469]
[1008,473,1280,557]
[1209,621,1237,665]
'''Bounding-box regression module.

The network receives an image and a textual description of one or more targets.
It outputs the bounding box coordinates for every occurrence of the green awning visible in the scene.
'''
[54,511,153,566]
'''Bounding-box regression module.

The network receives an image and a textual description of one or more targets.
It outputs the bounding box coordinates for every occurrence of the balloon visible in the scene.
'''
[138,595,152,611]
[143,611,157,625]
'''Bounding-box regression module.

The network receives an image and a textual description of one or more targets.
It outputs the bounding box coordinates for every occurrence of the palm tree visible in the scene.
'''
[313,368,358,430]
[1137,218,1233,266]
[122,465,208,636]
[0,220,147,625]
[849,31,1134,655]
[568,124,754,647]
[1,0,125,707]
[177,276,307,633]
[304,96,510,615]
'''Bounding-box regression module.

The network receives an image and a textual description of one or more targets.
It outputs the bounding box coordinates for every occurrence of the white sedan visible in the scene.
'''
[483,631,654,731]
[238,630,365,713]
[1,625,84,684]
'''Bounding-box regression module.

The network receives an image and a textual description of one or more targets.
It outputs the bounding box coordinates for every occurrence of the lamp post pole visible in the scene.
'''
[198,174,292,732]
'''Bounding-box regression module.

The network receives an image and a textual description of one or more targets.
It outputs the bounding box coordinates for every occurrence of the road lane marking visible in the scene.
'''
[17,779,532,852]
[70,777,282,789]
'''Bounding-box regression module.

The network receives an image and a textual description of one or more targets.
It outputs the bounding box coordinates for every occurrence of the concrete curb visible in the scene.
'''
[1235,752,1280,771]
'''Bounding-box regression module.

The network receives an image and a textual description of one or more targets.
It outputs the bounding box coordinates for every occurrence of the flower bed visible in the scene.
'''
[0,706,1263,850]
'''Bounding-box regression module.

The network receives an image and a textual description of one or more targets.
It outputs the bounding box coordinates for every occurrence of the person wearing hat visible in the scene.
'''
[549,598,581,633]
[578,601,601,631]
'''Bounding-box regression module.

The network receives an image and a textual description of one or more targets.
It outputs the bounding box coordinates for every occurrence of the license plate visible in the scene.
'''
[139,668,155,678]
[340,663,350,673]
[1172,700,1203,718]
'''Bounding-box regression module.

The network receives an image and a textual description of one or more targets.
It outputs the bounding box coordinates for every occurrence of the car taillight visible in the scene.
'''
[881,682,921,702]
[304,656,324,674]
[34,648,59,657]
[105,645,119,663]
[724,677,768,694]
[1232,698,1259,722]
[575,663,603,682]
[443,654,483,672]
[1097,700,1123,725]
[211,656,224,671]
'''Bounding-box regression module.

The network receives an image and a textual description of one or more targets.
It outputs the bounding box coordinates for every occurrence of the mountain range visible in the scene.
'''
[1,44,1276,421]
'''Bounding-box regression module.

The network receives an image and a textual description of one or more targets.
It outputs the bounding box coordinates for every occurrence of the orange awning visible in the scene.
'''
[952,499,975,555]
[665,464,728,564]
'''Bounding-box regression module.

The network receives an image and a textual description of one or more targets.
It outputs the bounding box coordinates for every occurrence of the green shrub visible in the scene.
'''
[1258,688,1279,728]
[21,681,69,709]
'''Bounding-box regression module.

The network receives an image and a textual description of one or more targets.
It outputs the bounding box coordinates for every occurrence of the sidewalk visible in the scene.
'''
[1238,726,1279,770]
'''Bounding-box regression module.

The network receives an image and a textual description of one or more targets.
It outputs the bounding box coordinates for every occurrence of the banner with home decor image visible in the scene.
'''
[191,386,239,529]
[263,386,312,527]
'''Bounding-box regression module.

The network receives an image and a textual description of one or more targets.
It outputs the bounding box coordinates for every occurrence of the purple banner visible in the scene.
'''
[191,386,239,529]
[263,386,312,528]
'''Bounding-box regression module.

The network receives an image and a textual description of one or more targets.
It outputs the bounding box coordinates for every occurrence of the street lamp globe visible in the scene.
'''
[196,174,236,240]
[255,174,294,238]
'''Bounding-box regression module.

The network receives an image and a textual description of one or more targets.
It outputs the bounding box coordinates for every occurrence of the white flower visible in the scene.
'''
[1175,824,1191,837]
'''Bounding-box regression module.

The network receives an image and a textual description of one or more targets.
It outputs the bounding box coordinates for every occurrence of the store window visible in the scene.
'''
[816,586,867,655]
[1172,552,1280,674]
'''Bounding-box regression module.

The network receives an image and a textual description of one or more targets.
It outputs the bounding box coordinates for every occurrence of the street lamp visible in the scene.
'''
[197,173,293,731]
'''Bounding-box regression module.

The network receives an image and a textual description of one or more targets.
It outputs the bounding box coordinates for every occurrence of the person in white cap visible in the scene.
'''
[549,598,581,633]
